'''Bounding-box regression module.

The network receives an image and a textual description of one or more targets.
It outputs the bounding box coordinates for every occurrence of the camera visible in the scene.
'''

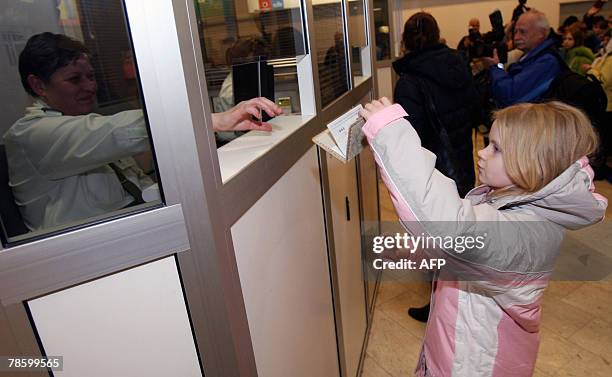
[469,10,508,63]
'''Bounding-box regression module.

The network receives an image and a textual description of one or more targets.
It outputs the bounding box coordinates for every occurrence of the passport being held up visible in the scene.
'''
[312,105,366,163]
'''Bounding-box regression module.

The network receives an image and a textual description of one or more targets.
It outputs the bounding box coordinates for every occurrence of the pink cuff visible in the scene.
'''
[363,104,408,139]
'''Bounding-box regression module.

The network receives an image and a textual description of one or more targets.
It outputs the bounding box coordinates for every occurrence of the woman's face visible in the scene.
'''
[477,123,514,189]
[38,54,98,116]
[562,33,575,50]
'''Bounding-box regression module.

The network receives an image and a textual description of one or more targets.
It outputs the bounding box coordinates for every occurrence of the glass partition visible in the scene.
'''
[347,0,368,81]
[312,0,350,108]
[194,0,307,145]
[0,0,162,245]
[373,0,391,61]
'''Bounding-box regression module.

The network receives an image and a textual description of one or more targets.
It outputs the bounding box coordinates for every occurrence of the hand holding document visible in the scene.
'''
[312,104,366,162]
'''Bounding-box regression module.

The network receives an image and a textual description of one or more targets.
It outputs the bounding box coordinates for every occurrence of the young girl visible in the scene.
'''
[561,26,595,75]
[360,98,607,377]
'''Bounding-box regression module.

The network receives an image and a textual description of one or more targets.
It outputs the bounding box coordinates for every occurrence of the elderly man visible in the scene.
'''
[482,10,561,108]
[457,18,481,52]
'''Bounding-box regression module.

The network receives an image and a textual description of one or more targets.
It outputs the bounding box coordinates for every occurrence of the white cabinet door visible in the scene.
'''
[325,152,367,377]
[28,257,201,377]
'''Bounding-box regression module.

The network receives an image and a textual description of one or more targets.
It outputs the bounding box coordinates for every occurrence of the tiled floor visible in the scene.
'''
[362,133,612,377]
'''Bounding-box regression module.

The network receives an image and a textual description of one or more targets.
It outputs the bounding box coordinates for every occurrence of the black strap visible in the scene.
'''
[109,163,145,205]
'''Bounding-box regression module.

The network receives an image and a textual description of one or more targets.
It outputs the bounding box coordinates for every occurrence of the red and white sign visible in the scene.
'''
[259,0,272,10]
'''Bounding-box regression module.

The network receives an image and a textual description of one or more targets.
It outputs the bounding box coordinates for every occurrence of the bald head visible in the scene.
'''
[514,10,550,53]
[469,18,480,32]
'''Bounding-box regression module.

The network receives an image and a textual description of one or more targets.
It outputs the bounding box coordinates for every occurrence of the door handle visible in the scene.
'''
[345,196,351,221]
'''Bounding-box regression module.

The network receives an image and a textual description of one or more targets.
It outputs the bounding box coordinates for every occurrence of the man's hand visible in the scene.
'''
[586,4,603,17]
[212,97,283,132]
[359,97,392,121]
[481,48,500,69]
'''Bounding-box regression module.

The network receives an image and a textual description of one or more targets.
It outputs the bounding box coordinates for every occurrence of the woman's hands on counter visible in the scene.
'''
[212,97,283,132]
[359,97,393,121]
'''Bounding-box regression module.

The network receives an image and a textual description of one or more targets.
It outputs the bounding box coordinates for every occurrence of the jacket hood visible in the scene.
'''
[471,157,608,230]
[392,44,472,90]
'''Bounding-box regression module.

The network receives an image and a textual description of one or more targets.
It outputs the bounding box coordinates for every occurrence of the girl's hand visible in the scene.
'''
[359,97,392,121]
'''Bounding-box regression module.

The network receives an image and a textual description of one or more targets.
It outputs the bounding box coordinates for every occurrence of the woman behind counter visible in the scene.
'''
[3,32,281,231]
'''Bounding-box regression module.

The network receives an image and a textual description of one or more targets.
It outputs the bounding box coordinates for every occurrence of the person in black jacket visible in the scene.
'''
[393,12,480,323]
[393,12,479,198]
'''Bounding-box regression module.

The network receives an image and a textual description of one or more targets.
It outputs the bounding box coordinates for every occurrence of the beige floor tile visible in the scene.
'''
[593,180,612,218]
[565,219,612,259]
[378,290,427,341]
[366,310,422,377]
[360,354,393,377]
[535,326,582,373]
[562,282,612,324]
[544,281,585,300]
[568,318,612,359]
[555,234,612,281]
[375,280,416,307]
[540,293,594,338]
[375,273,431,305]
[533,367,553,377]
[378,183,399,223]
[554,347,612,377]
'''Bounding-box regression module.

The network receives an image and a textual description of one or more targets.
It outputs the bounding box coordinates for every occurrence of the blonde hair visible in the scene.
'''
[491,101,598,197]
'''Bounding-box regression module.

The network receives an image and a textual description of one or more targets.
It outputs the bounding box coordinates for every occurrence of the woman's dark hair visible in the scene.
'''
[19,32,89,97]
[561,15,579,30]
[402,12,440,52]
[225,36,269,65]
[566,24,585,46]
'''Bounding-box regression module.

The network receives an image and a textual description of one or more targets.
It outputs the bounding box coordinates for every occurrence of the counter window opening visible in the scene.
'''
[195,0,308,146]
[373,0,391,61]
[347,0,371,86]
[0,0,163,246]
[313,0,351,108]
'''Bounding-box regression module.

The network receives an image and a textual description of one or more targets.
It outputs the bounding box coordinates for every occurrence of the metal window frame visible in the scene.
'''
[373,0,398,68]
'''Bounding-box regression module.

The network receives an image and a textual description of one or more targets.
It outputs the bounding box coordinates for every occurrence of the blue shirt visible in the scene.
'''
[489,39,561,108]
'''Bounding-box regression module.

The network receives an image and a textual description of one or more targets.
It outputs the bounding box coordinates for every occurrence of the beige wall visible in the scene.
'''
[393,0,586,54]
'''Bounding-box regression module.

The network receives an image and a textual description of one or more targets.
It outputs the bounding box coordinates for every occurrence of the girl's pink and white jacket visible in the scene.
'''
[363,104,608,377]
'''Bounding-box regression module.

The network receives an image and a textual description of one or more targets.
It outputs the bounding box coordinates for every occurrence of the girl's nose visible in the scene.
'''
[477,148,486,159]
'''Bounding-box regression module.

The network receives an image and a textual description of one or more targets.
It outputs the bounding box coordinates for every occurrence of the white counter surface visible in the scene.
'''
[217,114,315,182]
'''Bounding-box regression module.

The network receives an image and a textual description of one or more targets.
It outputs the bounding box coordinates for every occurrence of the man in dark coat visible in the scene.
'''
[393,12,479,198]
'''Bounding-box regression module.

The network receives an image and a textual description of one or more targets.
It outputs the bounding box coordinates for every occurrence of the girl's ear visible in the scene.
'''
[26,74,47,98]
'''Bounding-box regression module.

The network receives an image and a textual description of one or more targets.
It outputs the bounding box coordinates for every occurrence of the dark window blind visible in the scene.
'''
[373,0,391,60]
[77,0,137,111]
[313,2,349,108]
[195,0,306,110]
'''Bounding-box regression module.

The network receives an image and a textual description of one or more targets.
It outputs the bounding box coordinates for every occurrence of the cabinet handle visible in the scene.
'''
[345,196,351,221]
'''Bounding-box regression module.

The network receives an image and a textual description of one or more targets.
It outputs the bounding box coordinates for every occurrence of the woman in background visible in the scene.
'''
[562,25,595,75]
[392,12,480,322]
